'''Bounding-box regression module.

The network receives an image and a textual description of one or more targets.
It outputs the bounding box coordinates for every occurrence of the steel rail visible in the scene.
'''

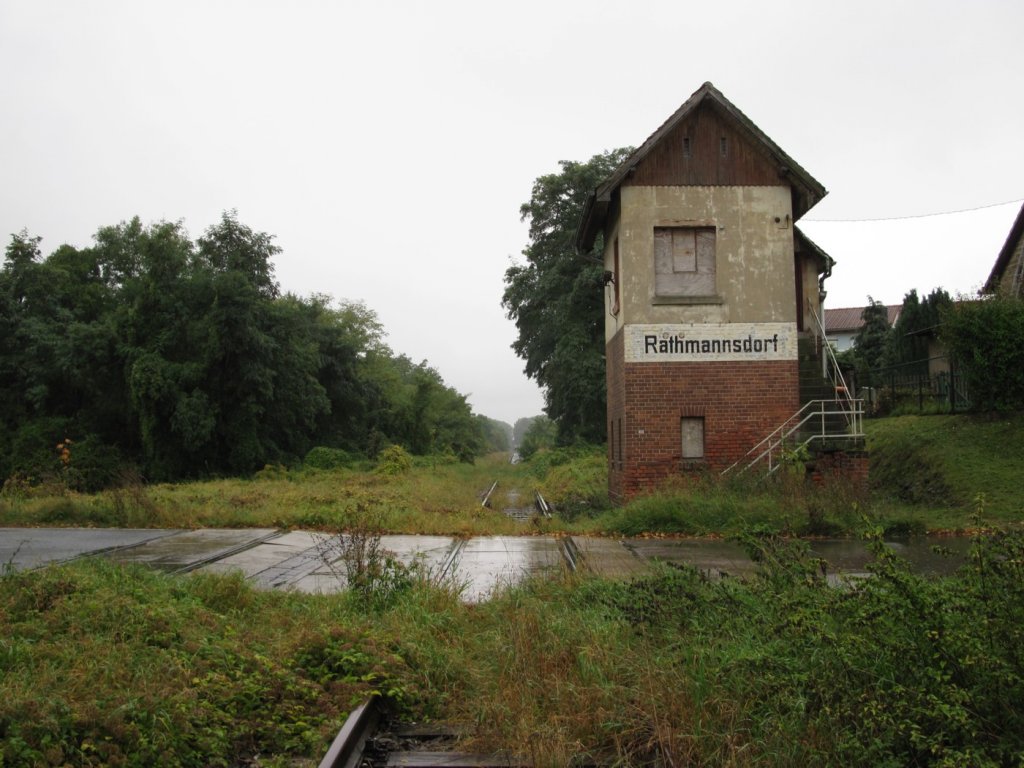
[534,490,551,518]
[480,480,499,508]
[318,697,382,768]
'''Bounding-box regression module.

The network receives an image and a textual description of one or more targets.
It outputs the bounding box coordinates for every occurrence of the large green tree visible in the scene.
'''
[1,213,490,488]
[502,148,631,444]
[941,295,1024,411]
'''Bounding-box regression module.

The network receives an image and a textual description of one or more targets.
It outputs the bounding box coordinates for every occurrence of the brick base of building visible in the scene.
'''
[607,330,801,502]
[808,449,870,493]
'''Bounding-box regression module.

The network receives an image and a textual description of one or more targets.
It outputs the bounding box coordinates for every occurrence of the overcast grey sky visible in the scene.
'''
[2,0,1022,425]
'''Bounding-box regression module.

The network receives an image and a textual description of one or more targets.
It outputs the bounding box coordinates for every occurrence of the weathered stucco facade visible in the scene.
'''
[605,185,798,341]
[578,82,837,502]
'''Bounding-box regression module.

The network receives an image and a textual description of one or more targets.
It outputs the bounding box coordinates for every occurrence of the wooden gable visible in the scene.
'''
[626,100,784,188]
[576,82,827,252]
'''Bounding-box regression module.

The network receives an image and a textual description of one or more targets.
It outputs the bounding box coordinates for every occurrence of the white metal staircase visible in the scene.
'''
[722,303,865,477]
[721,398,865,477]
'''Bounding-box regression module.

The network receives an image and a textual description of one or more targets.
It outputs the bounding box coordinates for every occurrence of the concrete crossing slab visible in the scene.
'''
[0,527,181,570]
[571,536,649,578]
[1,528,970,598]
[105,528,281,572]
[199,530,323,578]
[453,536,568,602]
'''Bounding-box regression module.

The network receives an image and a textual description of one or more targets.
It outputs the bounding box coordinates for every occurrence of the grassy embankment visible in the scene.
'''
[545,412,1024,537]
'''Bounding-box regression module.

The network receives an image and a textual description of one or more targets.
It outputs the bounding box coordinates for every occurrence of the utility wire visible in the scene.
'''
[803,196,1023,223]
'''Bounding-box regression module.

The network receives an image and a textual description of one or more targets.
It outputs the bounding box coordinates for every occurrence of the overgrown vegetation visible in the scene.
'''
[4,527,1022,766]
[0,558,440,767]
[0,217,509,490]
[2,413,1023,536]
[0,453,527,536]
[527,444,610,521]
[941,293,1024,411]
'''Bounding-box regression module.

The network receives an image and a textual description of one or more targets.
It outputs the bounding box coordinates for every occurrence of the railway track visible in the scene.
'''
[319,698,529,768]
[480,481,552,521]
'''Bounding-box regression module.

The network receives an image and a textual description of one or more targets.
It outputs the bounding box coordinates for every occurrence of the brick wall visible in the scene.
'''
[809,450,869,492]
[606,331,626,502]
[609,350,800,501]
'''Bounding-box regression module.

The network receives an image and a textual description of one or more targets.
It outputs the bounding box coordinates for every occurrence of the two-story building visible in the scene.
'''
[576,82,847,501]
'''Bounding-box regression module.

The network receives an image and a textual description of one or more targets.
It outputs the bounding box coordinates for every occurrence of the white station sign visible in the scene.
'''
[625,323,798,363]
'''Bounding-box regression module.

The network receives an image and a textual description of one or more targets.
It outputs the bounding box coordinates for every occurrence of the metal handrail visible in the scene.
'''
[721,310,864,478]
[722,399,864,476]
[807,299,855,417]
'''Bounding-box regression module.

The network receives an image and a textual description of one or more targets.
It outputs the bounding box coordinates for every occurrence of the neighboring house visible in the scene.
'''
[824,305,902,351]
[983,201,1024,297]
[575,81,854,501]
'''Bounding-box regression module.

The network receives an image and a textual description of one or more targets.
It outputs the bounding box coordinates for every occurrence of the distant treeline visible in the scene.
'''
[0,213,511,490]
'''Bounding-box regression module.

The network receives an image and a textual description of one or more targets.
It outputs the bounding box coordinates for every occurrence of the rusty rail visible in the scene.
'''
[318,698,382,768]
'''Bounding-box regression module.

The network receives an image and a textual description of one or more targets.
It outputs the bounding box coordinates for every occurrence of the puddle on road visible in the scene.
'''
[451,536,568,602]
[3,527,982,600]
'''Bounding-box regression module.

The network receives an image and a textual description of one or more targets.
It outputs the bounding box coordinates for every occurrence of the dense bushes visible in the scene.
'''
[559,529,1024,765]
[0,560,418,767]
[0,216,493,488]
[941,295,1024,411]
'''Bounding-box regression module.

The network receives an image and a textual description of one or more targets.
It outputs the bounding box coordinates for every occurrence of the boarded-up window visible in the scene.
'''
[681,417,705,459]
[654,227,715,298]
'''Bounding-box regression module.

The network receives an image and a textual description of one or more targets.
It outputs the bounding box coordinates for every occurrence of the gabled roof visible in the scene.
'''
[824,305,902,334]
[983,201,1024,293]
[575,81,827,252]
[794,227,834,275]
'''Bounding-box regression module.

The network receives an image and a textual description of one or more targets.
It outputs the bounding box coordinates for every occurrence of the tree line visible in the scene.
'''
[1,213,510,490]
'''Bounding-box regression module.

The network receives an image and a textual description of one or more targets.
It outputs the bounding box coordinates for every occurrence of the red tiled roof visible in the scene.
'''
[824,305,902,333]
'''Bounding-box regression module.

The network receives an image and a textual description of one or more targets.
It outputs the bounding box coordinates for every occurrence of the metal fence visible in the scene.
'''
[851,357,970,415]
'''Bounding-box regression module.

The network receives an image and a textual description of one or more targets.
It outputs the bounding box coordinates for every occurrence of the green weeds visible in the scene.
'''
[3,528,1024,765]
[0,559,425,766]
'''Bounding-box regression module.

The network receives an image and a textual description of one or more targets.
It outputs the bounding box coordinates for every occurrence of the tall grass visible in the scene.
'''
[0,454,527,536]
[3,413,1023,537]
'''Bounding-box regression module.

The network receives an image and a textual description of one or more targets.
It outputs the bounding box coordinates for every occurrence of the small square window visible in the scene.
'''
[681,417,704,459]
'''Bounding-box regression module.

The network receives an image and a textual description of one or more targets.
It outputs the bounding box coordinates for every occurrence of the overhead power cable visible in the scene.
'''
[803,196,1024,223]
